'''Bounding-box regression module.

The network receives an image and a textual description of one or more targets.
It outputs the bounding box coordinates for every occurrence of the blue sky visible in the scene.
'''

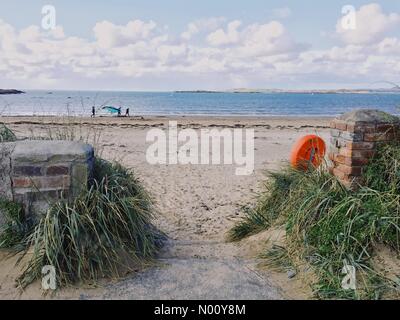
[0,1,399,90]
[2,1,399,45]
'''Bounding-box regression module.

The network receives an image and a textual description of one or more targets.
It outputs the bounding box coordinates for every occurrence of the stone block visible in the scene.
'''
[13,165,43,176]
[340,131,363,142]
[329,109,399,190]
[0,140,94,220]
[330,129,341,138]
[12,175,70,189]
[346,141,375,150]
[46,165,70,176]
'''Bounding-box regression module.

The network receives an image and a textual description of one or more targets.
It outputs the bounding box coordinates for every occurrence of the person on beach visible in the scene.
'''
[126,108,130,117]
[91,106,95,118]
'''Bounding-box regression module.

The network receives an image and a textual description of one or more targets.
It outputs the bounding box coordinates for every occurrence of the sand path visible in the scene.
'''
[92,121,330,300]
[1,117,330,299]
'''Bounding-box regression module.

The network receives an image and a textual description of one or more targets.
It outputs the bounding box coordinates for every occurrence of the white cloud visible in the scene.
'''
[336,3,400,45]
[93,19,157,48]
[181,17,225,40]
[0,5,399,90]
[207,20,242,46]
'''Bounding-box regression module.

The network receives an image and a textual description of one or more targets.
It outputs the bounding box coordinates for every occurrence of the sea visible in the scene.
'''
[1,90,400,117]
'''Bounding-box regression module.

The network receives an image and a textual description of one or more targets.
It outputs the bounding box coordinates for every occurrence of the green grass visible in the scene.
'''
[0,199,33,250]
[228,143,400,299]
[16,158,163,288]
[0,147,163,288]
[0,123,16,142]
[0,120,162,288]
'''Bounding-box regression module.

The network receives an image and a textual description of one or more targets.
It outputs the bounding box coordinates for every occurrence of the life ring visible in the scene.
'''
[290,135,326,170]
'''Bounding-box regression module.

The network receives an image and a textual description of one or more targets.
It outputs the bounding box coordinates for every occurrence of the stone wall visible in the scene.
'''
[329,109,400,189]
[0,140,94,223]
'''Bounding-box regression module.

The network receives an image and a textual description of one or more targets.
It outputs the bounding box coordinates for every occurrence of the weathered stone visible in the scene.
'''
[338,109,400,123]
[46,165,69,176]
[340,131,363,142]
[364,132,393,142]
[330,129,341,138]
[330,109,400,190]
[71,163,90,197]
[13,165,42,176]
[0,140,94,220]
[12,175,70,189]
[10,140,94,163]
[346,141,375,150]
[0,143,14,201]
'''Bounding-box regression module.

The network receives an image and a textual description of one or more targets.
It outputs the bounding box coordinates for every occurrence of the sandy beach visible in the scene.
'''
[0,115,331,299]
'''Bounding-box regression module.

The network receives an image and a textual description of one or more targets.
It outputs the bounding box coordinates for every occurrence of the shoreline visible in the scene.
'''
[0,115,333,130]
[0,115,335,126]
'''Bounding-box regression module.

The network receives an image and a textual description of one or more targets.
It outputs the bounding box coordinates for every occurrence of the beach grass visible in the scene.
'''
[17,158,163,288]
[0,125,163,289]
[0,199,33,251]
[0,123,16,142]
[228,143,400,299]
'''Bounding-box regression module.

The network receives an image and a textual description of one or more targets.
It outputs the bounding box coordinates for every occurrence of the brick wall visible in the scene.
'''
[0,140,94,222]
[329,109,400,189]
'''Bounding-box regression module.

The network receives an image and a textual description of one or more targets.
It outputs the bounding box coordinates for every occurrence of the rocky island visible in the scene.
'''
[0,89,25,95]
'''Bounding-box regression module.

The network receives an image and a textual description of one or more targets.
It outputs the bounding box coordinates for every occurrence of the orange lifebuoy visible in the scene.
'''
[290,135,326,170]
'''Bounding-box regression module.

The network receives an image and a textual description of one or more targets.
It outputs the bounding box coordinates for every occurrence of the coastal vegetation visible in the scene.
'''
[0,123,16,142]
[229,143,400,299]
[18,158,162,288]
[0,125,162,289]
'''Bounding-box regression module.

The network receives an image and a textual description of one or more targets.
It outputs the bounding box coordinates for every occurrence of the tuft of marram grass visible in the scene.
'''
[229,143,400,299]
[227,167,304,242]
[0,123,16,142]
[0,199,34,250]
[17,158,163,288]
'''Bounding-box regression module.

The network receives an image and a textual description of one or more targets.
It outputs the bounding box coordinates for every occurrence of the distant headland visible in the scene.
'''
[0,89,25,95]
[175,87,400,94]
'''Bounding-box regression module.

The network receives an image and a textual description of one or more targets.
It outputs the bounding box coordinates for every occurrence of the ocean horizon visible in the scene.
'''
[1,90,400,117]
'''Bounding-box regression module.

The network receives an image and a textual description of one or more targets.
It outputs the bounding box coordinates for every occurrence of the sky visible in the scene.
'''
[0,1,399,91]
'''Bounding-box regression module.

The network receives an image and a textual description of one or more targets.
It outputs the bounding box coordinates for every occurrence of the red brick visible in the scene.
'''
[334,154,347,165]
[336,164,362,176]
[347,123,376,133]
[334,155,369,166]
[346,123,356,133]
[376,124,398,133]
[334,120,348,131]
[347,141,375,150]
[339,148,352,157]
[332,168,346,180]
[46,165,69,176]
[347,158,370,166]
[364,132,391,142]
[339,147,375,159]
[13,165,42,176]
[12,176,70,189]
[13,177,33,188]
